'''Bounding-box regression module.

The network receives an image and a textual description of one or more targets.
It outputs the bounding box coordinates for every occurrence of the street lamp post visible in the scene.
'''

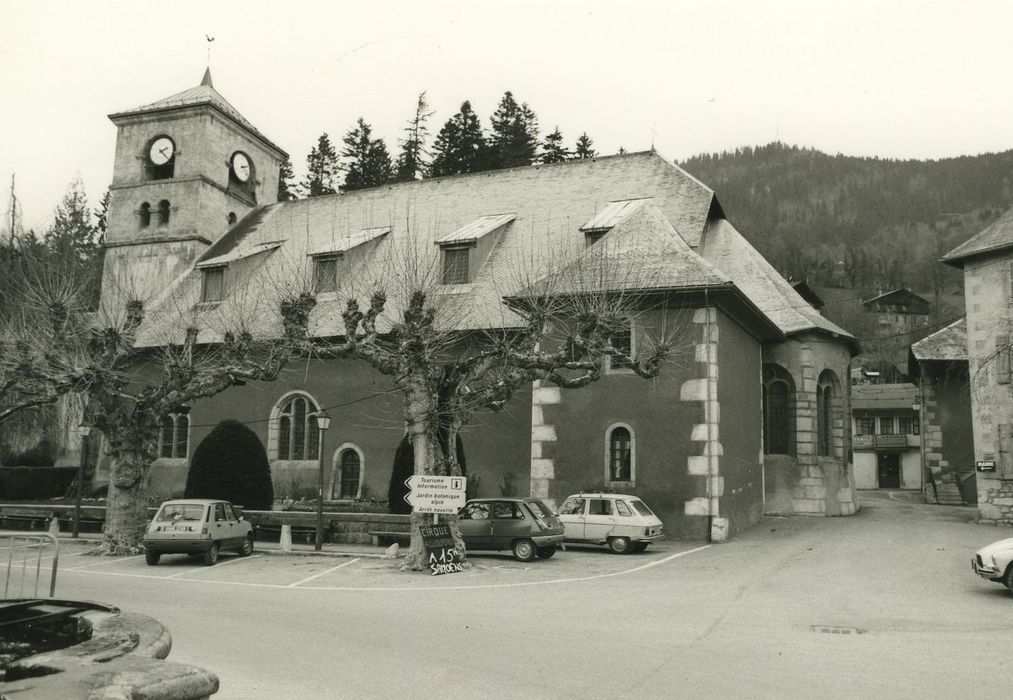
[73,425,91,538]
[314,411,331,551]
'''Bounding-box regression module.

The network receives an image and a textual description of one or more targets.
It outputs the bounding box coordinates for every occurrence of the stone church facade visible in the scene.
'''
[91,72,860,541]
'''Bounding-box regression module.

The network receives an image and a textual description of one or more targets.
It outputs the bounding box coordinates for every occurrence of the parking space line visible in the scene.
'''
[63,555,143,571]
[166,554,262,579]
[288,558,360,587]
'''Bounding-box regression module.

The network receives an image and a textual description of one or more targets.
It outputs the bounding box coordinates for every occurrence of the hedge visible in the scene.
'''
[0,467,77,500]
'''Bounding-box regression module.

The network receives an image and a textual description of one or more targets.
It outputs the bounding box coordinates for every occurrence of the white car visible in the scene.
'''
[972,537,1013,589]
[556,493,665,553]
[143,499,254,566]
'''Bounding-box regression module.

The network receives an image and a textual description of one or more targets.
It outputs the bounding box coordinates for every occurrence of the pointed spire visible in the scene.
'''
[201,67,214,88]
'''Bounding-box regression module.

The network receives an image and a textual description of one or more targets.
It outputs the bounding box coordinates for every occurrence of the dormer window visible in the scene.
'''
[442,246,471,284]
[584,230,607,248]
[580,199,650,246]
[201,266,226,303]
[435,214,516,286]
[313,254,341,294]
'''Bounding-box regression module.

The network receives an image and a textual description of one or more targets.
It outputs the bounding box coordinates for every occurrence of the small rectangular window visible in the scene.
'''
[609,327,633,370]
[313,255,339,294]
[588,499,613,516]
[201,267,225,302]
[855,417,875,436]
[442,247,470,284]
[879,417,896,435]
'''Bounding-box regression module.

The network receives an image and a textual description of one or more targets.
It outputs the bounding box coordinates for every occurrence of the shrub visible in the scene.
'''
[0,467,76,500]
[184,420,273,509]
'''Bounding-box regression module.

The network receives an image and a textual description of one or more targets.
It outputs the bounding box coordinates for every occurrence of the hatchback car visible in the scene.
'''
[556,493,665,553]
[971,536,1013,589]
[143,499,254,566]
[457,498,565,561]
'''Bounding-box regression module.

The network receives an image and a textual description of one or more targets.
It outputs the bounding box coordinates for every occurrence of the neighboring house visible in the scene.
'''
[942,211,1013,524]
[86,72,861,542]
[908,318,975,505]
[861,288,932,336]
[851,384,921,490]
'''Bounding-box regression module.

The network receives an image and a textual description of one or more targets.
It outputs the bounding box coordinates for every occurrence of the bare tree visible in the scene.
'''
[294,236,682,570]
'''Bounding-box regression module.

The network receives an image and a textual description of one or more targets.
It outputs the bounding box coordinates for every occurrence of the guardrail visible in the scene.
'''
[2,532,60,598]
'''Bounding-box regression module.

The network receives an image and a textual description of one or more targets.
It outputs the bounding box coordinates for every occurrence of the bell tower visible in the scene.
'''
[99,69,287,315]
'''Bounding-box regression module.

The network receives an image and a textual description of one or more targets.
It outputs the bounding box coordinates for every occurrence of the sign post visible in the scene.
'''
[404,475,467,575]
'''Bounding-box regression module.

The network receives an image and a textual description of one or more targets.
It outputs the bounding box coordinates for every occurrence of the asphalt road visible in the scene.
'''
[48,492,1013,699]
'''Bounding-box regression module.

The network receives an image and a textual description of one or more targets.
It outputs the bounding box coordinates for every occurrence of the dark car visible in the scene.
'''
[457,498,565,561]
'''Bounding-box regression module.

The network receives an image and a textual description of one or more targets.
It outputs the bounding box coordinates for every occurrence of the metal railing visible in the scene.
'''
[2,532,59,598]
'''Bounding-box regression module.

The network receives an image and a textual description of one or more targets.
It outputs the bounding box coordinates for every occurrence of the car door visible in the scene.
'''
[457,502,493,549]
[556,496,587,541]
[212,503,233,546]
[583,498,618,543]
[489,501,526,551]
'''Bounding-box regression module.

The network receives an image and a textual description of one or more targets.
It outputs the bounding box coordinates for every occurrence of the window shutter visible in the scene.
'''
[997,335,1011,385]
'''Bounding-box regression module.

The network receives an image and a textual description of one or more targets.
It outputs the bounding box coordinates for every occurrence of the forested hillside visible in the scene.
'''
[680,143,1013,298]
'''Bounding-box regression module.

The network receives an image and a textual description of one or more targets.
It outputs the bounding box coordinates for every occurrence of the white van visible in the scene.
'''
[556,493,665,553]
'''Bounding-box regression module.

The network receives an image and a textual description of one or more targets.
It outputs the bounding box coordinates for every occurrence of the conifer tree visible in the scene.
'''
[575,132,597,159]
[94,190,111,241]
[489,91,539,169]
[277,158,296,201]
[429,101,491,177]
[395,92,433,182]
[540,126,570,164]
[340,118,393,191]
[302,133,339,197]
[46,178,97,265]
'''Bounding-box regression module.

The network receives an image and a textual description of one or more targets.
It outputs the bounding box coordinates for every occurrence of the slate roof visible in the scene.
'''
[132,151,847,351]
[698,219,859,353]
[108,69,286,157]
[852,383,919,411]
[910,317,967,362]
[942,206,1013,266]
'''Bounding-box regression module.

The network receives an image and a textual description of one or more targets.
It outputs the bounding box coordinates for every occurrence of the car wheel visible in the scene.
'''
[1004,564,1013,591]
[608,536,632,554]
[536,545,556,559]
[204,542,220,566]
[239,534,254,557]
[512,539,537,562]
[631,542,648,553]
[145,551,160,566]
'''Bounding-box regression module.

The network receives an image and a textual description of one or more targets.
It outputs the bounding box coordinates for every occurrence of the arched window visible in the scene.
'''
[762,364,796,456]
[159,412,189,459]
[606,424,634,483]
[227,212,237,225]
[816,370,840,457]
[338,449,361,499]
[157,200,171,226]
[139,202,151,228]
[273,393,320,461]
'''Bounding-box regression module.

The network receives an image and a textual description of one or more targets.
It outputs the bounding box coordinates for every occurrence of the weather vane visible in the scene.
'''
[206,34,215,66]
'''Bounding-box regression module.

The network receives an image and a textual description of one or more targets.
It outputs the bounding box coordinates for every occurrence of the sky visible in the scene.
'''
[2,0,1012,232]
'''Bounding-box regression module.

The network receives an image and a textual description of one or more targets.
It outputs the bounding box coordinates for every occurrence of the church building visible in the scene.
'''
[93,72,860,542]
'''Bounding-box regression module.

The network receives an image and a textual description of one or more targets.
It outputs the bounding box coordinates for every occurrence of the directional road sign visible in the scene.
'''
[404,475,467,514]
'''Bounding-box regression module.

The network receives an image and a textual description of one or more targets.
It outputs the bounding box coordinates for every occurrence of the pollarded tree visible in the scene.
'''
[303,133,340,196]
[296,238,676,570]
[395,92,433,182]
[540,127,570,164]
[574,132,597,159]
[429,101,491,177]
[489,91,539,169]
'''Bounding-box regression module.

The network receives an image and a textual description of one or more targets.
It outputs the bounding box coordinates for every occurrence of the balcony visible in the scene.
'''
[853,434,919,450]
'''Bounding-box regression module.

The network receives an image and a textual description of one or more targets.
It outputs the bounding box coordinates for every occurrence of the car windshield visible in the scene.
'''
[630,499,655,517]
[526,500,554,518]
[155,504,205,522]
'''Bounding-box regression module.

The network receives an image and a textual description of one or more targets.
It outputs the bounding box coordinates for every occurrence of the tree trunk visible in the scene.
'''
[101,451,150,555]
[401,375,441,571]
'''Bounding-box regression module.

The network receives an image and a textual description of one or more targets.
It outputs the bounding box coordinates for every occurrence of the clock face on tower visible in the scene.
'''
[231,151,252,183]
[149,136,175,166]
